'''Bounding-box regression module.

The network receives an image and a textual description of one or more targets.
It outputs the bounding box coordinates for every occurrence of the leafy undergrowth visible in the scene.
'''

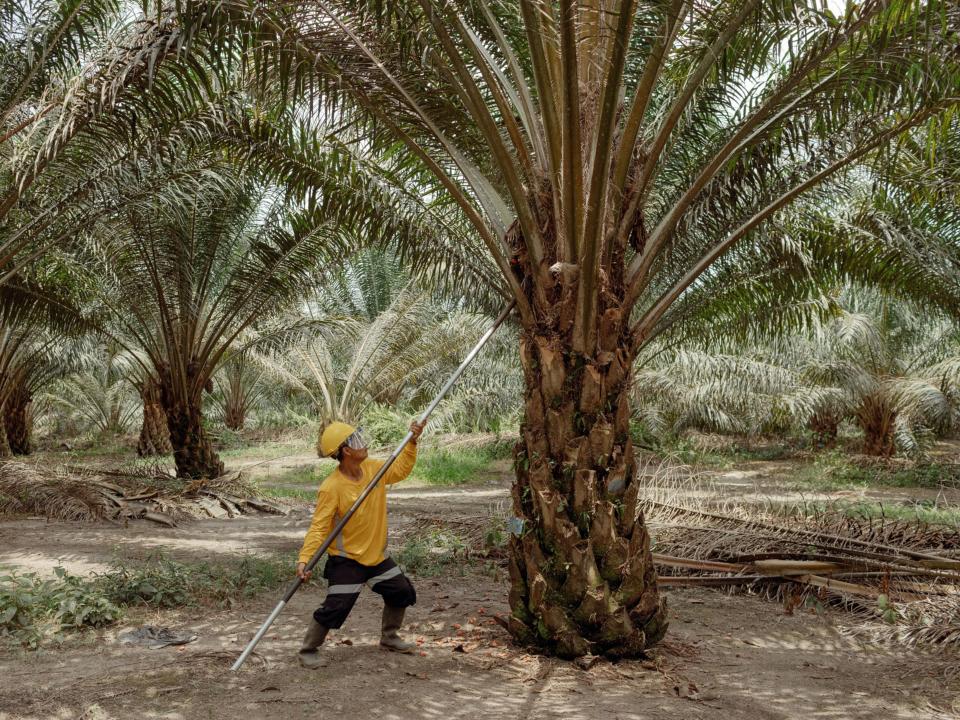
[0,551,297,649]
[410,445,511,486]
[257,443,513,500]
[397,517,508,579]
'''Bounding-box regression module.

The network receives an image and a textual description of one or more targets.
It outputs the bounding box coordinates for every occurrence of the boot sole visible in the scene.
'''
[298,652,326,669]
[379,643,415,654]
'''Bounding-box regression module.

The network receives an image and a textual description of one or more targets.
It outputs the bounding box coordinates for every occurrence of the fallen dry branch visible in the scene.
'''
[634,455,960,648]
[0,461,286,523]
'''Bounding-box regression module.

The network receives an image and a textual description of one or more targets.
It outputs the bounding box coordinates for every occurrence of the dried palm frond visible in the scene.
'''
[0,460,283,524]
[634,454,960,646]
[0,462,107,520]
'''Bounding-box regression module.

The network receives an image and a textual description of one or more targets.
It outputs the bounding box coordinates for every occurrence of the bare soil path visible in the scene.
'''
[1,573,956,720]
[1,456,958,719]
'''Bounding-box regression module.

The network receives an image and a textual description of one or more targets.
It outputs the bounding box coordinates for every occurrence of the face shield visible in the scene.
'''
[343,427,369,451]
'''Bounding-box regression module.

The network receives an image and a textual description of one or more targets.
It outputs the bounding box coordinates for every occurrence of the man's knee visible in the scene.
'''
[314,592,359,628]
[379,576,416,608]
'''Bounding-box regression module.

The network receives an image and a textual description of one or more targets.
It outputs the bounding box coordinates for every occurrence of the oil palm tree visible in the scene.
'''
[187,0,960,656]
[213,348,268,432]
[632,348,840,440]
[78,172,341,478]
[47,340,140,439]
[0,0,237,274]
[798,291,960,457]
[262,251,489,433]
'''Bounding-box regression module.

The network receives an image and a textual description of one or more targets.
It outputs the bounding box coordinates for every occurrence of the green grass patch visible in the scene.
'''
[789,453,960,491]
[410,444,511,486]
[1,551,300,649]
[397,518,508,578]
[217,441,308,460]
[261,486,316,501]
[256,462,335,501]
[256,443,511,494]
[797,499,960,526]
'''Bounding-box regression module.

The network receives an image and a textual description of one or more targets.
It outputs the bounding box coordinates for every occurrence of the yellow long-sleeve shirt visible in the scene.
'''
[297,443,417,567]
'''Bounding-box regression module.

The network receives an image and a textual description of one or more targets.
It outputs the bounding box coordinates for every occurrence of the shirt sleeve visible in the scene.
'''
[297,486,338,565]
[382,442,418,485]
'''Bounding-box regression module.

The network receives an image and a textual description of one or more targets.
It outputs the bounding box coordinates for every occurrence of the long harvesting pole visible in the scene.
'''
[231,300,516,671]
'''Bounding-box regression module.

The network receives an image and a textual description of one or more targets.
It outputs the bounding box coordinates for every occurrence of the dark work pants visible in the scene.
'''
[313,555,416,629]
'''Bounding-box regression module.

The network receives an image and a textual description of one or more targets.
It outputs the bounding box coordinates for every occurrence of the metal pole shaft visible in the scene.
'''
[231,300,516,671]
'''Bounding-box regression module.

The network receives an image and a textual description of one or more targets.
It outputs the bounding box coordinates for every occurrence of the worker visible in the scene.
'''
[295,420,425,668]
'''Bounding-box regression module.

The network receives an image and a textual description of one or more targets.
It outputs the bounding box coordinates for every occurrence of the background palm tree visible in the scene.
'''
[799,290,960,457]
[213,347,269,432]
[261,251,491,438]
[46,340,140,439]
[77,171,341,478]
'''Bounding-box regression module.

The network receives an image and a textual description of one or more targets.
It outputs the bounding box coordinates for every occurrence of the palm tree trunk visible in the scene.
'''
[5,386,32,456]
[856,395,896,457]
[223,381,246,431]
[507,317,666,658]
[163,400,224,478]
[137,376,172,456]
[0,403,12,458]
[808,412,839,449]
[157,370,223,479]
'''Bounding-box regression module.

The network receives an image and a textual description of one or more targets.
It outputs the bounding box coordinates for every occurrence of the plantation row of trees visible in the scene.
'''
[2,0,959,657]
[22,278,960,463]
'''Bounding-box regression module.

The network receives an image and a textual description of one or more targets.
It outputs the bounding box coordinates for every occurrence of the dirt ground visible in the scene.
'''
[1,453,959,720]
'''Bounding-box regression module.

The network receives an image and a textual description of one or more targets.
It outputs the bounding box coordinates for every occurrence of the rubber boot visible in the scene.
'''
[380,604,415,653]
[298,618,329,668]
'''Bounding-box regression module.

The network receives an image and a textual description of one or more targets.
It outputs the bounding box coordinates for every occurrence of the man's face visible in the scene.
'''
[342,444,368,462]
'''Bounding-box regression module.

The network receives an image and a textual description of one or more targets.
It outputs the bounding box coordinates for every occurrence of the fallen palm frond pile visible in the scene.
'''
[636,455,960,647]
[0,461,286,525]
[401,455,960,648]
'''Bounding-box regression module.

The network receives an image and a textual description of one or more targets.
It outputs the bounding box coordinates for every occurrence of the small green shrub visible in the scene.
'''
[363,405,410,447]
[51,568,123,629]
[1,552,294,648]
[98,551,291,609]
[0,569,121,648]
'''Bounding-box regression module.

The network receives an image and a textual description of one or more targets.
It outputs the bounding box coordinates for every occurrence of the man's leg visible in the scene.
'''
[300,556,363,668]
[365,558,417,653]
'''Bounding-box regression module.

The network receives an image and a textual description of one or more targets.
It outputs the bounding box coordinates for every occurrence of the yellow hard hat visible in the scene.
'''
[317,421,356,458]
